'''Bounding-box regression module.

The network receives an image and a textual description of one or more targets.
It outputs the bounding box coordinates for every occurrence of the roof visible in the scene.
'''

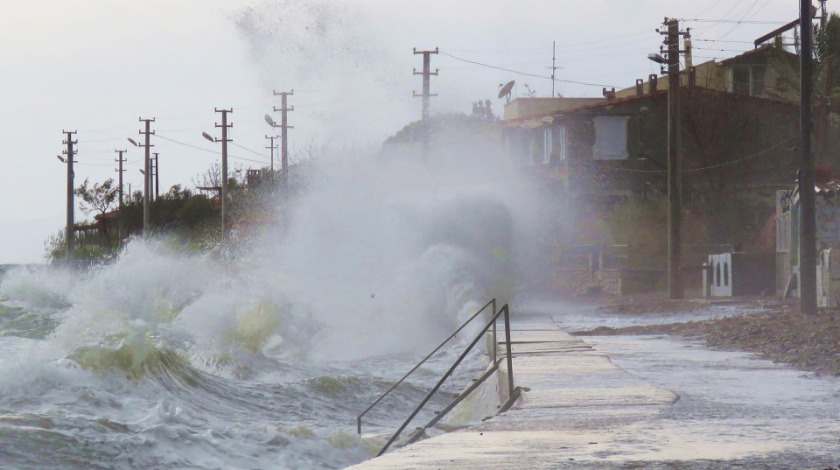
[503,97,606,121]
[502,91,666,126]
[94,210,120,221]
[718,43,796,66]
[504,86,798,129]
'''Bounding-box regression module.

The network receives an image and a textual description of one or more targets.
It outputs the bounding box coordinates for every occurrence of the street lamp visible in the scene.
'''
[647,53,667,65]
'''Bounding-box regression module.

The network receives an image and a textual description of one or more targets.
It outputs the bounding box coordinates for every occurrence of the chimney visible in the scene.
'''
[636,79,644,96]
[602,87,616,101]
[649,74,658,93]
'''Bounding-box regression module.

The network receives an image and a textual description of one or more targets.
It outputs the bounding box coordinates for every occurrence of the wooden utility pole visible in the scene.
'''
[800,1,817,315]
[820,0,828,30]
[413,47,439,157]
[265,134,278,173]
[152,152,160,200]
[663,18,683,299]
[138,118,155,235]
[272,90,294,186]
[214,108,233,235]
[413,48,439,121]
[62,130,77,261]
[115,149,126,241]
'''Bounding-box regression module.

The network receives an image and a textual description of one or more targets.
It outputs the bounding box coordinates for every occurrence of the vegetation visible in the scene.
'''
[44,159,291,263]
[75,178,118,218]
[602,195,667,268]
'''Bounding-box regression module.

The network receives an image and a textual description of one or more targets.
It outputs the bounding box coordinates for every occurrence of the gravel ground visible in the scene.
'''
[571,296,840,377]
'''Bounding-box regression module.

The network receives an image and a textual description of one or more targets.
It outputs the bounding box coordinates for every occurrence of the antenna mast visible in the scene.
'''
[551,41,557,97]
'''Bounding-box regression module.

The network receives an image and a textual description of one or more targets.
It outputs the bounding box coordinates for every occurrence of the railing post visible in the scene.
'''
[491,299,497,363]
[357,298,496,436]
[503,305,514,399]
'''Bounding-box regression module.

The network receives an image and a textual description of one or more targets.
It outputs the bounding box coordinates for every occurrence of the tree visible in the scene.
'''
[74,178,117,217]
[191,161,245,190]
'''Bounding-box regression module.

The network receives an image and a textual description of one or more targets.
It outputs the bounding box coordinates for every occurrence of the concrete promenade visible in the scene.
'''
[348,312,680,469]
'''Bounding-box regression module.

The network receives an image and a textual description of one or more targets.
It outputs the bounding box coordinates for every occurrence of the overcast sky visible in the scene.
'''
[0,0,815,263]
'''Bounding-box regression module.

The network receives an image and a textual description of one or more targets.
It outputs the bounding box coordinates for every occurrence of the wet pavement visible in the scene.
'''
[348,303,840,469]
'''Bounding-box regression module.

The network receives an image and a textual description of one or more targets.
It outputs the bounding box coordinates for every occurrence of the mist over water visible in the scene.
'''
[0,2,560,467]
[0,127,548,467]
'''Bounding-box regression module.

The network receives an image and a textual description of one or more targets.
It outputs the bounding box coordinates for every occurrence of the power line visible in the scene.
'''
[232,142,270,158]
[155,133,269,165]
[439,51,618,88]
[693,0,727,18]
[571,138,794,174]
[680,18,787,24]
[719,0,765,38]
[694,38,755,44]
[693,46,750,53]
[682,138,795,172]
[443,30,652,54]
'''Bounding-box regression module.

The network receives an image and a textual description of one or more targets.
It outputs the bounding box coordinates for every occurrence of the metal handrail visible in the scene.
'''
[375,303,515,456]
[357,298,497,435]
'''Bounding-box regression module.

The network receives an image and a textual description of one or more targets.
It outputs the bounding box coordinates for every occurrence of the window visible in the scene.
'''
[593,116,628,160]
[732,66,750,95]
[723,261,730,286]
[542,126,567,164]
[553,126,567,161]
[543,128,552,164]
[716,262,721,287]
[731,65,766,96]
[528,131,544,165]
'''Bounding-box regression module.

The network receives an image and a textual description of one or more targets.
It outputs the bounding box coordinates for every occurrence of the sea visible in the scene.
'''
[0,156,525,469]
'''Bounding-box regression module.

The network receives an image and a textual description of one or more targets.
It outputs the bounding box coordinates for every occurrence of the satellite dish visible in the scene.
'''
[498,80,515,102]
[264,114,276,127]
[202,131,215,143]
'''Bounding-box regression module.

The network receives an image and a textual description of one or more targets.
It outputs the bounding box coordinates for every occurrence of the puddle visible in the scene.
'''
[541,303,840,466]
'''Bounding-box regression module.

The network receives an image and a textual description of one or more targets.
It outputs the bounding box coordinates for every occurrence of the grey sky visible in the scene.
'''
[0,0,808,263]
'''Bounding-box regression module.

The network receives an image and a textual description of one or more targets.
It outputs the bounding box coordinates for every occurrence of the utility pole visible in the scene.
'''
[412,47,439,121]
[152,152,160,200]
[272,90,294,186]
[62,130,77,262]
[265,134,279,173]
[138,118,155,236]
[215,108,233,235]
[820,0,828,30]
[661,18,685,299]
[115,149,126,242]
[413,47,439,157]
[800,1,817,315]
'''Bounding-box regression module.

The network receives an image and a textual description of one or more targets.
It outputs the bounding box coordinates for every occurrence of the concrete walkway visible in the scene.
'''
[348,312,680,469]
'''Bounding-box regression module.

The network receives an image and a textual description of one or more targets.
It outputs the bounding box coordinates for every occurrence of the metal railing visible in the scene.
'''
[356,299,519,457]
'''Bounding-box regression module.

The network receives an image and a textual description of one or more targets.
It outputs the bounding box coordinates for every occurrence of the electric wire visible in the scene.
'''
[439,51,618,88]
[569,138,794,174]
[232,142,271,158]
[155,134,270,165]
